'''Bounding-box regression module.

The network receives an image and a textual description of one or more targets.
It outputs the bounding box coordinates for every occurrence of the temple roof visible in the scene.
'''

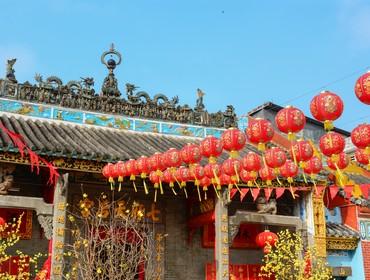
[326,222,360,239]
[0,114,199,161]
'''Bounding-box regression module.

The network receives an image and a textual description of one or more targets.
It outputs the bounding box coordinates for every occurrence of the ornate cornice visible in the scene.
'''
[326,237,359,250]
[0,151,104,173]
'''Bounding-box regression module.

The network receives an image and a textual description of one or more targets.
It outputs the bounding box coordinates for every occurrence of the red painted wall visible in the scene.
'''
[362,242,370,280]
[340,205,359,230]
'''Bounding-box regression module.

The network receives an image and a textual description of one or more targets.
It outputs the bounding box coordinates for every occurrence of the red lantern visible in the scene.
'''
[222,158,241,177]
[240,169,258,187]
[204,163,221,189]
[327,152,350,170]
[259,166,276,185]
[221,128,246,157]
[291,140,313,167]
[355,149,369,167]
[200,136,223,162]
[162,168,176,188]
[200,176,212,200]
[241,152,261,175]
[113,161,126,191]
[181,143,202,165]
[351,123,370,152]
[303,156,323,177]
[255,230,278,254]
[354,71,370,105]
[149,153,166,172]
[219,173,231,186]
[246,118,274,151]
[149,171,162,202]
[265,147,287,171]
[163,148,182,168]
[319,132,345,158]
[176,166,191,187]
[102,163,116,188]
[135,156,150,194]
[190,164,205,185]
[280,160,298,183]
[125,159,138,181]
[275,106,306,140]
[310,91,344,131]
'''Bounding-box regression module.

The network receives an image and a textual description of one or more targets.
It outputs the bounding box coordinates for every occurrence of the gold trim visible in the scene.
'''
[326,237,359,250]
[0,151,104,173]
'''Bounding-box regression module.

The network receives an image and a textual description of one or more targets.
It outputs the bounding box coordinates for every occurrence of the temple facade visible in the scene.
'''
[0,46,368,280]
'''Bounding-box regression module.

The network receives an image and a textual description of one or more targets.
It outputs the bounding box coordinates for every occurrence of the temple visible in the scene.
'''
[0,45,368,280]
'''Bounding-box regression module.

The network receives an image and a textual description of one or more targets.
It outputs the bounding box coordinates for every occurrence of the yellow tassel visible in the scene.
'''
[324,120,334,131]
[183,187,188,198]
[130,174,135,181]
[254,180,260,188]
[110,182,114,191]
[213,184,220,198]
[276,176,282,185]
[288,132,296,141]
[118,182,122,192]
[233,164,240,182]
[133,181,137,192]
[288,177,293,184]
[291,146,298,166]
[234,183,242,195]
[212,169,220,185]
[143,180,148,195]
[159,180,164,195]
[266,180,272,186]
[289,184,295,199]
[248,181,253,187]
[141,173,147,179]
[154,189,157,203]
[230,150,239,159]
[302,172,308,184]
[334,163,344,187]
[258,143,266,151]
[204,189,207,200]
[197,186,202,202]
[209,156,217,164]
[312,178,318,195]
[171,187,177,196]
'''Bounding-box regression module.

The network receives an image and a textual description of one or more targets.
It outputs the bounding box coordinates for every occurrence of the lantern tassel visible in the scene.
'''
[302,172,308,184]
[258,143,266,151]
[324,120,334,131]
[233,164,240,183]
[143,180,149,195]
[230,150,239,159]
[291,146,298,166]
[212,169,220,185]
[289,183,295,199]
[154,189,157,203]
[183,187,188,198]
[234,183,242,195]
[312,177,318,195]
[213,184,220,199]
[133,181,137,192]
[254,180,260,189]
[118,182,122,192]
[159,180,164,195]
[288,132,296,141]
[171,186,177,196]
[204,189,207,200]
[276,176,282,185]
[197,186,202,202]
[334,163,344,187]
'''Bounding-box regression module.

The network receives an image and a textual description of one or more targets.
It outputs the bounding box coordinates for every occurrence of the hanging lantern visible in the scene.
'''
[204,163,221,183]
[219,173,231,187]
[149,171,162,203]
[176,166,191,187]
[149,153,166,195]
[240,169,258,187]
[265,147,287,173]
[163,148,182,169]
[200,135,223,163]
[181,143,202,165]
[255,230,278,254]
[259,166,276,185]
[310,90,344,131]
[319,132,345,160]
[221,128,246,158]
[327,152,350,171]
[200,176,212,200]
[112,161,126,192]
[351,123,370,153]
[280,160,298,183]
[354,71,370,105]
[102,163,116,189]
[162,168,177,195]
[275,106,306,140]
[125,159,139,192]
[136,156,150,194]
[355,149,369,168]
[241,152,261,176]
[291,140,313,167]
[303,156,323,178]
[222,158,241,179]
[246,118,274,151]
[190,164,205,201]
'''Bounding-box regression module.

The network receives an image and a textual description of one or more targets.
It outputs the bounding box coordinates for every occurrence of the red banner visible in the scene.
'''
[205,263,269,280]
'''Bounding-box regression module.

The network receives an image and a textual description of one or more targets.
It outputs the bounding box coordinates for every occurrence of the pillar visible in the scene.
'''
[51,173,69,280]
[215,191,229,280]
[313,191,326,257]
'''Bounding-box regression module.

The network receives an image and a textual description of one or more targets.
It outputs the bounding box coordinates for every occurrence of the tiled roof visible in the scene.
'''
[326,222,360,238]
[0,114,200,161]
[0,114,255,162]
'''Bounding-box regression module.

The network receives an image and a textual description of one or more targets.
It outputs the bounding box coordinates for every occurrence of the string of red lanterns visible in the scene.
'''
[101,75,369,202]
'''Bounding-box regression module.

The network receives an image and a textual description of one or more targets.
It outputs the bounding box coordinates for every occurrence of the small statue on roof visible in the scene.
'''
[195,88,205,111]
[81,77,94,89]
[126,83,139,96]
[6,58,17,83]
[223,105,237,128]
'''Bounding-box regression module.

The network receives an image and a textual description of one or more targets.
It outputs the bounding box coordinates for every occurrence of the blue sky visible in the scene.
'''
[1,0,369,131]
